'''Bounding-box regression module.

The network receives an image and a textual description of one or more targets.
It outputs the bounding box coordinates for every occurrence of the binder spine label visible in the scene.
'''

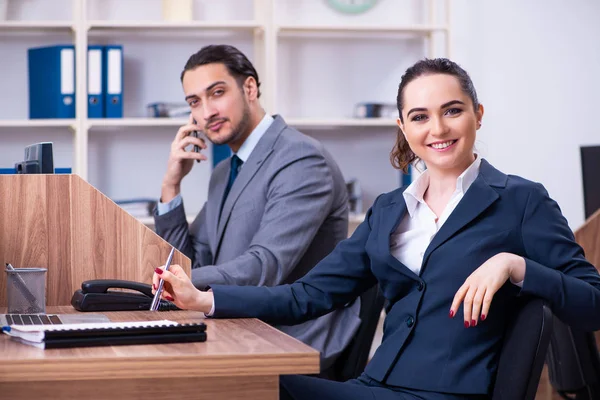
[60,49,74,95]
[88,49,102,95]
[107,49,122,95]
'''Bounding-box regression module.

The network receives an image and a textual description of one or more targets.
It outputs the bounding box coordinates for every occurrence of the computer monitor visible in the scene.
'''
[14,142,54,174]
[581,145,600,219]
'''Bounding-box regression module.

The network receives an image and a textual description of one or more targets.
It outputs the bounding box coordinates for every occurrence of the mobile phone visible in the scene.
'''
[192,119,201,163]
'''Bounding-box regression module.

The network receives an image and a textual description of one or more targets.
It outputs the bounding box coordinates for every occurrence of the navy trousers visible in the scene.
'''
[280,374,489,400]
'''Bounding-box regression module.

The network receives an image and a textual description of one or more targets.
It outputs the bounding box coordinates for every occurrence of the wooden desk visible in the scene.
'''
[0,306,320,400]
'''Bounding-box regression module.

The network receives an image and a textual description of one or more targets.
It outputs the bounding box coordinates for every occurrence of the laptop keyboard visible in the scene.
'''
[6,314,62,325]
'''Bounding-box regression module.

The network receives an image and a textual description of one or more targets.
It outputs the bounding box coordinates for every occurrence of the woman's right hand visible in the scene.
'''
[152,264,213,314]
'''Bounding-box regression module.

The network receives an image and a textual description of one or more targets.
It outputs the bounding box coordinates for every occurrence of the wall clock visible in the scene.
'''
[325,0,379,15]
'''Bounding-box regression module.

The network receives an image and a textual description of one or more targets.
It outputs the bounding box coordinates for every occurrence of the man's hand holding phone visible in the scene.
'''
[161,114,207,203]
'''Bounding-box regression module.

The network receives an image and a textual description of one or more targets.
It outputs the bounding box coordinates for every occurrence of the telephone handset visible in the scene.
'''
[71,279,179,312]
[192,119,201,163]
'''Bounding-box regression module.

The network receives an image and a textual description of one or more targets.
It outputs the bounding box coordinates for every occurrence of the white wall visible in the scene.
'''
[0,0,598,228]
[450,0,600,229]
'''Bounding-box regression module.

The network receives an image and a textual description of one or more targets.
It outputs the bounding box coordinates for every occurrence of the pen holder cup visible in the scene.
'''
[5,268,47,314]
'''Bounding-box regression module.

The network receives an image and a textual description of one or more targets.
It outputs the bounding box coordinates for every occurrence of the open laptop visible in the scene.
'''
[0,313,109,326]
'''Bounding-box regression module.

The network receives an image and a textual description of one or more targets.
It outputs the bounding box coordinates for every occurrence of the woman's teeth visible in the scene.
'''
[430,140,456,149]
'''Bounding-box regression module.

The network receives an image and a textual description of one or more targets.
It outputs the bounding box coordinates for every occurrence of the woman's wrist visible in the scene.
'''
[193,289,214,314]
[505,253,526,283]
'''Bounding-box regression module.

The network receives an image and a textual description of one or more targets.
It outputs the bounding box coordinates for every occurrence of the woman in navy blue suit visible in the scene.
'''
[152,59,600,400]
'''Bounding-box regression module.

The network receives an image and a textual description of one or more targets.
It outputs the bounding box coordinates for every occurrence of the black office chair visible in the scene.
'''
[545,317,600,399]
[491,297,554,400]
[321,284,386,382]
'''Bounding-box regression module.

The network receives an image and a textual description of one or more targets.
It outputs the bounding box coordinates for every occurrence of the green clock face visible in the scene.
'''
[325,0,379,14]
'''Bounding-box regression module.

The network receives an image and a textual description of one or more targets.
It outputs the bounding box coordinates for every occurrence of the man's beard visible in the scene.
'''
[209,100,252,146]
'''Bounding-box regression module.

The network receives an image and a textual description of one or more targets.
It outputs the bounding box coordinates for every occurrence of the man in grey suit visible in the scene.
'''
[154,44,360,370]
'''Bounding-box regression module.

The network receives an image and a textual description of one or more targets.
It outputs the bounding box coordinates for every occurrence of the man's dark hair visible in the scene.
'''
[181,44,261,97]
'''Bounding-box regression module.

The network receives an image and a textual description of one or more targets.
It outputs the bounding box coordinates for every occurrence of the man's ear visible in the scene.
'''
[243,77,258,101]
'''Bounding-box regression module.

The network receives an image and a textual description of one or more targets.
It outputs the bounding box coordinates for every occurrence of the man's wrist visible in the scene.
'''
[161,181,181,204]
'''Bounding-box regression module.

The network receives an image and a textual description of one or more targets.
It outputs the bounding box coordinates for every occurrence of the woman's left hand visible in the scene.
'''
[450,252,525,327]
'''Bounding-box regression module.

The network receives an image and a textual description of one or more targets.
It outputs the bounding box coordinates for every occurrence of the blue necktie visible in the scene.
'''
[220,155,243,217]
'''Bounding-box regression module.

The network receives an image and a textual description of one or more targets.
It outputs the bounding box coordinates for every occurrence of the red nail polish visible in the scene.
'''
[154,268,163,275]
[472,319,477,327]
[449,310,455,318]
[166,296,174,301]
[153,284,157,290]
[464,321,470,328]
[481,314,486,321]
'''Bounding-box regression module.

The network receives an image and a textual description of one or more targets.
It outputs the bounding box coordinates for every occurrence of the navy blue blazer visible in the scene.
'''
[212,159,600,395]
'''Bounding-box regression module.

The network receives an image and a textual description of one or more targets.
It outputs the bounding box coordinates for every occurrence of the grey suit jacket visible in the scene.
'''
[155,115,361,368]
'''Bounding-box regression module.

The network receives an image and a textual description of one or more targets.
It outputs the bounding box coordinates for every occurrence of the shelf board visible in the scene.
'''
[0,21,74,31]
[137,213,365,228]
[136,215,159,226]
[0,118,393,129]
[286,118,397,128]
[137,214,193,227]
[0,119,76,128]
[349,213,366,224]
[88,20,261,31]
[89,118,397,129]
[277,24,448,36]
[88,118,187,129]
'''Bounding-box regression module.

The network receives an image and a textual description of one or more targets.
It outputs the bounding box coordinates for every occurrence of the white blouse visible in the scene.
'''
[390,156,482,275]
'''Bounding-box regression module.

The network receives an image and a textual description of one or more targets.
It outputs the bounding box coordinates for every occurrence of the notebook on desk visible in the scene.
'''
[3,319,207,349]
[0,313,109,326]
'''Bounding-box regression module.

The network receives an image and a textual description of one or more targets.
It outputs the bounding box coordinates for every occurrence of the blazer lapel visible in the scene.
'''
[207,165,228,253]
[214,116,285,254]
[216,147,273,239]
[422,159,507,266]
[379,194,421,280]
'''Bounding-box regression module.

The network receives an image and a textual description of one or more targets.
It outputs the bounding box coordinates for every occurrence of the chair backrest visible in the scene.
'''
[545,317,600,399]
[325,284,385,382]
[492,297,553,400]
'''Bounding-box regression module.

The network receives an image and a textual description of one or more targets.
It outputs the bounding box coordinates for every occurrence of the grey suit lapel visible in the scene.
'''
[206,164,228,253]
[214,115,286,255]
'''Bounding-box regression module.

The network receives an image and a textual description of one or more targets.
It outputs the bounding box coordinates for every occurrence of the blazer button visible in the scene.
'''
[417,282,424,291]
[406,316,415,328]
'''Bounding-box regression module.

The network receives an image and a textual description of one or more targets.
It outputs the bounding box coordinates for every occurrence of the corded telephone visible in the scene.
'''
[71,279,179,312]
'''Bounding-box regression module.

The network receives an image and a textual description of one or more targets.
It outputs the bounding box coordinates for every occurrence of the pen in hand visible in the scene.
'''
[150,247,176,311]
